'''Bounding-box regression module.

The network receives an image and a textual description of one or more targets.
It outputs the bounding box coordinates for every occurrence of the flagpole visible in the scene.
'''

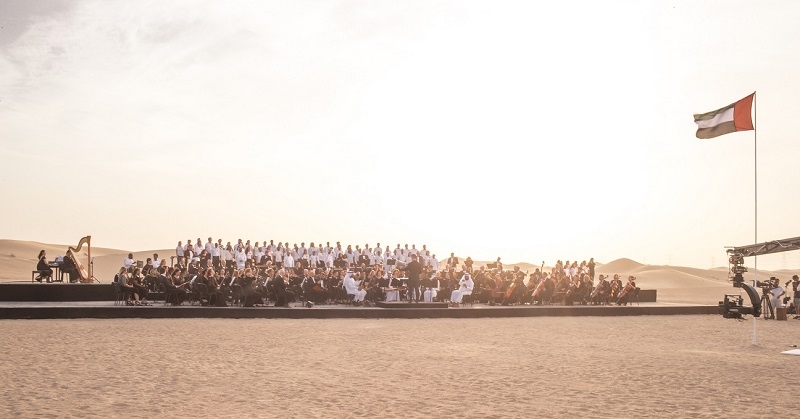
[752,91,758,345]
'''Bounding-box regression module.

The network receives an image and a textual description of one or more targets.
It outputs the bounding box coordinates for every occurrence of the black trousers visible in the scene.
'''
[407,281,420,302]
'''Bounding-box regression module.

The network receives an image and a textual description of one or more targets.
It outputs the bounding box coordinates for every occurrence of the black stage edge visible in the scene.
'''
[376,302,448,309]
[0,284,658,304]
[0,283,113,301]
[0,304,717,320]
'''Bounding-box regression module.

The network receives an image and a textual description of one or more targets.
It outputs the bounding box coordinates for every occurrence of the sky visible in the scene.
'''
[2,0,800,270]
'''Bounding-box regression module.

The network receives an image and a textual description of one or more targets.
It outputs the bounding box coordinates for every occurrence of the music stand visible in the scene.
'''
[89,258,99,283]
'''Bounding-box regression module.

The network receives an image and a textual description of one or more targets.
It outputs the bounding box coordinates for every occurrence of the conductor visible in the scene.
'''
[402,253,423,303]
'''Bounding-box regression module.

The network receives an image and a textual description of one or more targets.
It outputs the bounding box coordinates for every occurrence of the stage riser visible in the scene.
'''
[0,305,716,320]
[0,284,113,301]
[0,284,658,303]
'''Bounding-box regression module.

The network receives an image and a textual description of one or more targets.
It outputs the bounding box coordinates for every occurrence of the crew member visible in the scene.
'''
[769,277,785,318]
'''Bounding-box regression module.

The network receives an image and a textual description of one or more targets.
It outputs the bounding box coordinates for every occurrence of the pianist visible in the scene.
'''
[36,250,53,283]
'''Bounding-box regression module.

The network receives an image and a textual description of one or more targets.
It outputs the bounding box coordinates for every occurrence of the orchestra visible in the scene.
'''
[36,242,646,308]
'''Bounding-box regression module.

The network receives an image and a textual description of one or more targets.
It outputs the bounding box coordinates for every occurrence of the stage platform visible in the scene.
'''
[376,301,449,309]
[0,282,699,319]
[0,301,717,319]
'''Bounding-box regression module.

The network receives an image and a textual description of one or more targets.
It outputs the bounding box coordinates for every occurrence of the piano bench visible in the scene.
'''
[32,270,52,283]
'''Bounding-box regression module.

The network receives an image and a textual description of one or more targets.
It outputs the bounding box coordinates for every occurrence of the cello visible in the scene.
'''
[616,277,636,305]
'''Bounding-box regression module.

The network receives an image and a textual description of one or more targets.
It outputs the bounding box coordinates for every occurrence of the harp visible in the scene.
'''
[66,236,92,283]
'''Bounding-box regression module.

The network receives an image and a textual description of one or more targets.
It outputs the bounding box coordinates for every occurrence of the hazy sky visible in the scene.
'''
[2,0,800,270]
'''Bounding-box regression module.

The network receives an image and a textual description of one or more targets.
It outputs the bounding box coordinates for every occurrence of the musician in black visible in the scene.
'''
[273,268,294,307]
[302,269,327,304]
[616,276,637,306]
[36,250,53,282]
[130,267,151,305]
[446,253,459,270]
[401,254,423,303]
[590,274,608,305]
[160,267,188,305]
[608,274,623,304]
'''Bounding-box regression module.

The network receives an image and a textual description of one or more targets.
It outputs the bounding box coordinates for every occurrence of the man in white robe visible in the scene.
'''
[450,273,474,306]
[343,271,367,303]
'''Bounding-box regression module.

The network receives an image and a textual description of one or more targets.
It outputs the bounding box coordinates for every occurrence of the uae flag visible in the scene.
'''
[693,93,755,139]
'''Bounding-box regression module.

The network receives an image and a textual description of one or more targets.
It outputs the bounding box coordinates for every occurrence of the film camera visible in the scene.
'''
[718,252,762,319]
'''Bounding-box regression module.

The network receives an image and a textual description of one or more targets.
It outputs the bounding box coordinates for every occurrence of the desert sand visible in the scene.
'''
[0,316,797,418]
[1,239,799,418]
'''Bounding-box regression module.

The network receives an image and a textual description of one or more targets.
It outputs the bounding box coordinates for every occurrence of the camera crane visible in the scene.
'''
[720,235,800,319]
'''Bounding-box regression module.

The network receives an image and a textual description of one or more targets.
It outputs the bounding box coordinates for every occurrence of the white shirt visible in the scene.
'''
[123,258,135,269]
[194,243,203,255]
[771,286,785,300]
[284,254,295,268]
[152,258,160,269]
[234,250,247,268]
[176,246,184,257]
[205,242,214,255]
[211,245,221,258]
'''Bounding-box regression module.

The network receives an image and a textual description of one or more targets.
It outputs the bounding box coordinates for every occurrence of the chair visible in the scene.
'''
[462,293,474,306]
[631,287,640,306]
[191,283,210,306]
[112,281,129,306]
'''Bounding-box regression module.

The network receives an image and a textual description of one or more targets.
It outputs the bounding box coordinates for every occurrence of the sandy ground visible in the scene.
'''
[0,315,797,418]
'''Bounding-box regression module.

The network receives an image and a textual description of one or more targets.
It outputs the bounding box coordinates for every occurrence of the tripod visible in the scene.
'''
[760,291,774,320]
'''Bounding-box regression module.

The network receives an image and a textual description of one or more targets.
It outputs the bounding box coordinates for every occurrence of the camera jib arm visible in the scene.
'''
[729,236,800,258]
[721,236,800,318]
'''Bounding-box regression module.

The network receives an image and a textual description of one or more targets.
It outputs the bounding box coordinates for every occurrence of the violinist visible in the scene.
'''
[130,267,151,305]
[204,268,225,306]
[161,267,188,305]
[116,267,141,306]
